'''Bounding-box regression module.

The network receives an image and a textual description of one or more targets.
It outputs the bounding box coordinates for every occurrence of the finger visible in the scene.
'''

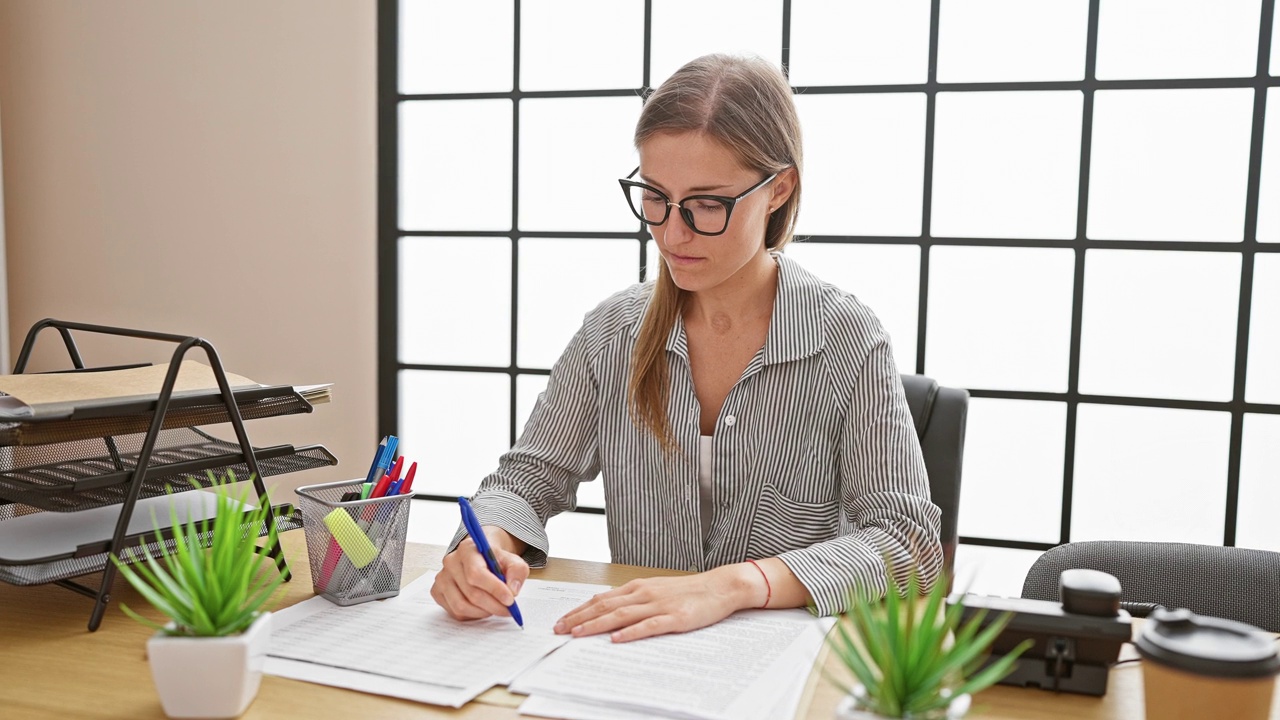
[456,573,516,617]
[458,550,517,605]
[569,603,653,638]
[494,548,530,595]
[432,576,491,621]
[554,591,625,633]
[609,615,675,643]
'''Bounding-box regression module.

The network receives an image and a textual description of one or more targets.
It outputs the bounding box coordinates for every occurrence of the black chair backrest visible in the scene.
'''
[1022,540,1280,632]
[899,374,968,575]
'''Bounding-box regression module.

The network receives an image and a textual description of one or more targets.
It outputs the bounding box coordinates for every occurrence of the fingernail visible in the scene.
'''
[553,620,566,633]
[610,632,622,643]
[512,579,523,594]
[571,625,583,636]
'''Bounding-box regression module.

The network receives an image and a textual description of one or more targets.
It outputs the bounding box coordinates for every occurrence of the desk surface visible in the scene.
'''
[3,532,1277,719]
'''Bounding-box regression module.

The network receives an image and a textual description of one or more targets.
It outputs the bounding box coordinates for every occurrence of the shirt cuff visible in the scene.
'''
[443,489,551,568]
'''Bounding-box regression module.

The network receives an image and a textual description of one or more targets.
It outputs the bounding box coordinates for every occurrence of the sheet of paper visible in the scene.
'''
[265,573,611,708]
[0,491,239,562]
[517,660,811,720]
[509,609,833,720]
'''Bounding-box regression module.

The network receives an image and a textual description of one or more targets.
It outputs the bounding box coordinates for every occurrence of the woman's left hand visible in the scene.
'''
[553,564,764,642]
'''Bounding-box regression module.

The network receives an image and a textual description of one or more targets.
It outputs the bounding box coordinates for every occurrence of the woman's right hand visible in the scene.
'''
[430,526,530,621]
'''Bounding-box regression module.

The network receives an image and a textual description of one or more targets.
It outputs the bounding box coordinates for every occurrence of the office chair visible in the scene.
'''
[899,374,968,577]
[1021,540,1280,632]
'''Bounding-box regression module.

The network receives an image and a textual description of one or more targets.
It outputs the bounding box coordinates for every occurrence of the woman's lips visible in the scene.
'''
[666,253,704,266]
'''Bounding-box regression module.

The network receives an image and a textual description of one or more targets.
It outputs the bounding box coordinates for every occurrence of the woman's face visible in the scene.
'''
[637,131,792,295]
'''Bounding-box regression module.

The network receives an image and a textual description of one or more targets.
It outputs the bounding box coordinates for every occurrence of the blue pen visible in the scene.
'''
[457,497,523,628]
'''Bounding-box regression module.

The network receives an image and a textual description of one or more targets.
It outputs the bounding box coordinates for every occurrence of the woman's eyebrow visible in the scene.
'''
[640,174,734,194]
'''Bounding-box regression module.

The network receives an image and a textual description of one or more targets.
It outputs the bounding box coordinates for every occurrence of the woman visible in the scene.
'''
[430,54,941,642]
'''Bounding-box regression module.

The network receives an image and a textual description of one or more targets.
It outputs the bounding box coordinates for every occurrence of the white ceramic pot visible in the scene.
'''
[834,685,971,720]
[145,612,272,719]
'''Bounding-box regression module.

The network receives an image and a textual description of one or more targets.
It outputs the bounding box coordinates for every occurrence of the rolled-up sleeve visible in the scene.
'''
[777,337,943,616]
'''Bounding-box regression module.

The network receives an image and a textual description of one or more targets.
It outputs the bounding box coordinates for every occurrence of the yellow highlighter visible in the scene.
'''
[323,507,378,569]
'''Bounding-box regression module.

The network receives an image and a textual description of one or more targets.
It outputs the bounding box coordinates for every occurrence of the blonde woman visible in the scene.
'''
[430,54,942,642]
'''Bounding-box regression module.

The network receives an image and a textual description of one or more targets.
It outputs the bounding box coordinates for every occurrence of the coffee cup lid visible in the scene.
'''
[1136,607,1280,679]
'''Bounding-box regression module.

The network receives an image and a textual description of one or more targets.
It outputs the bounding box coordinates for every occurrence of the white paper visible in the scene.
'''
[265,573,610,707]
[0,491,236,562]
[510,609,834,720]
[517,660,811,720]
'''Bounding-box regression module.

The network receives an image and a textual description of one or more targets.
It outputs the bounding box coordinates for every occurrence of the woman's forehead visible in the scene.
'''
[637,131,753,190]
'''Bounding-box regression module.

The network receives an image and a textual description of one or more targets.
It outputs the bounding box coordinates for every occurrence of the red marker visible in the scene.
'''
[370,473,392,499]
[388,456,404,483]
[400,462,417,494]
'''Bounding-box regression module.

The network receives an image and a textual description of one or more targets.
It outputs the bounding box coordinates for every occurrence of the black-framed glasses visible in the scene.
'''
[618,167,779,236]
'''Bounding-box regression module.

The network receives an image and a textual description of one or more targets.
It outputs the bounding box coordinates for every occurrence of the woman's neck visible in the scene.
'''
[683,251,779,334]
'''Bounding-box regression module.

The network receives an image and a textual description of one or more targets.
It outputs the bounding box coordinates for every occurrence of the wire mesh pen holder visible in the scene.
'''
[296,479,412,606]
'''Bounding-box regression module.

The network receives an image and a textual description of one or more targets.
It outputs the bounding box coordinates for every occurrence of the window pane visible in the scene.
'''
[1274,6,1279,76]
[547,511,611,562]
[1095,0,1262,80]
[407,499,466,546]
[1236,414,1280,552]
[784,243,920,371]
[1087,89,1254,242]
[937,0,1088,83]
[1072,404,1230,544]
[400,100,512,231]
[931,91,1083,239]
[518,238,640,368]
[926,246,1075,392]
[959,399,1066,544]
[520,0,643,91]
[518,97,640,232]
[649,0,782,87]
[515,373,605,509]
[794,93,926,237]
[399,237,510,366]
[954,545,1044,599]
[515,373,549,438]
[788,0,930,86]
[1079,250,1240,401]
[1258,90,1280,242]
[399,370,510,497]
[646,239,660,281]
[1246,254,1280,403]
[399,0,513,93]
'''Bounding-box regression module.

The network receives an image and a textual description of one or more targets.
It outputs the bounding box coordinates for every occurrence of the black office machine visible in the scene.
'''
[953,569,1132,696]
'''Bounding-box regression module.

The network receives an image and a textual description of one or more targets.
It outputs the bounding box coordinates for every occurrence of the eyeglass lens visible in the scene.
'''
[624,185,731,235]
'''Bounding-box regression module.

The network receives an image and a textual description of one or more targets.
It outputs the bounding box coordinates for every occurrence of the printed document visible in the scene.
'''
[265,572,611,707]
[509,608,834,720]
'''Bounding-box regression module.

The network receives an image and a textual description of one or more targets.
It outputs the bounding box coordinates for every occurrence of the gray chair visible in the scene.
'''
[1021,540,1280,632]
[900,374,968,576]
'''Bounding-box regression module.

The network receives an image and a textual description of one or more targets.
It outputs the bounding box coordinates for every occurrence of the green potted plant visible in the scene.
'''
[111,472,289,720]
[826,571,1031,720]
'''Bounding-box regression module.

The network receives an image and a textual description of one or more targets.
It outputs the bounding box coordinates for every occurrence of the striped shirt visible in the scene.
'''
[451,253,942,616]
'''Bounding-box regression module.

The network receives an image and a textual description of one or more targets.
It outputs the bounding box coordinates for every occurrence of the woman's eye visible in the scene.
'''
[643,194,665,204]
[691,201,725,213]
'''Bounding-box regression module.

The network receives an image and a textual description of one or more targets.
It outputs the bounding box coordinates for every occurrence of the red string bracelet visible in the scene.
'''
[747,559,772,609]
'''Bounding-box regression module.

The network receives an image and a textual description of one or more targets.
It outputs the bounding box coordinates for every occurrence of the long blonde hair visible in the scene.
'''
[628,55,803,452]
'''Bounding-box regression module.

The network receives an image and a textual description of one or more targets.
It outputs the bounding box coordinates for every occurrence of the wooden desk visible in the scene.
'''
[3,533,1277,719]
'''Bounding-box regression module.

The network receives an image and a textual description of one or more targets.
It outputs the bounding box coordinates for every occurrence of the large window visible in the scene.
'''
[382,0,1280,594]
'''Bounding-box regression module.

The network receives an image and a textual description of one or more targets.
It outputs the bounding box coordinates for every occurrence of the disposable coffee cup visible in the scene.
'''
[1136,607,1280,720]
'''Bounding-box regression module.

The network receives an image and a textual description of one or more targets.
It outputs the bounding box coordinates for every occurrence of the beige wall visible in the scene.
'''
[0,1,377,498]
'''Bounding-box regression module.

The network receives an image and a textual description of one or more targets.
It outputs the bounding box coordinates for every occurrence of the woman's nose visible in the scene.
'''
[664,204,696,243]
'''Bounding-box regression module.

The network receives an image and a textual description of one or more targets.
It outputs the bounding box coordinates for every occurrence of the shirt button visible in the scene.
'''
[724,415,737,427]
[688,564,699,572]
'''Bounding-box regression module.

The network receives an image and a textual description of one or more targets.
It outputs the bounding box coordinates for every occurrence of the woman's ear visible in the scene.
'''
[768,166,798,212]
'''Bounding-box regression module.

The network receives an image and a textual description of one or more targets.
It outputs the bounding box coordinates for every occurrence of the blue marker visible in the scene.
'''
[457,497,523,628]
